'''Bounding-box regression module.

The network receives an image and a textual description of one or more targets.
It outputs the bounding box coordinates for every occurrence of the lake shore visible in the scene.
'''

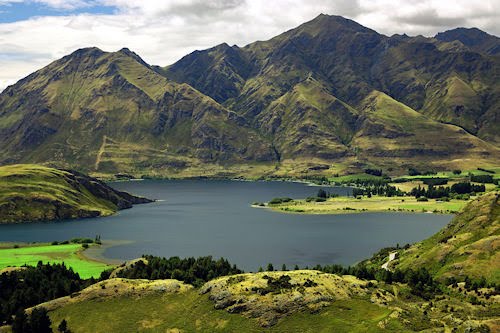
[80,239,133,265]
[258,195,470,215]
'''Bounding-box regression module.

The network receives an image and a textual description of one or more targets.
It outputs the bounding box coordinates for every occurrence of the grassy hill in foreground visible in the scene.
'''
[0,164,151,223]
[33,270,498,332]
[380,192,499,283]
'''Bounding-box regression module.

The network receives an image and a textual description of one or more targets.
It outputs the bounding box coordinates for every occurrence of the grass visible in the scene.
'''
[393,192,499,283]
[48,283,402,333]
[0,164,118,222]
[267,195,469,214]
[0,243,112,279]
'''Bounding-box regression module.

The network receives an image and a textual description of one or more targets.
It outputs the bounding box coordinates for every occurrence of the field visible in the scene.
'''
[0,243,112,279]
[267,195,469,214]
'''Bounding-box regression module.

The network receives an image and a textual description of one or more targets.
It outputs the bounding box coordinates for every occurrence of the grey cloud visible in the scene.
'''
[394,8,466,28]
[154,0,245,19]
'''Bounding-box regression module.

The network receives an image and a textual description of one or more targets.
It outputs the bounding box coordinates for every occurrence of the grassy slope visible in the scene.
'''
[0,48,276,177]
[0,243,111,279]
[44,270,499,332]
[0,164,115,222]
[46,272,405,333]
[353,91,500,170]
[394,192,499,283]
[0,164,148,223]
[49,292,394,333]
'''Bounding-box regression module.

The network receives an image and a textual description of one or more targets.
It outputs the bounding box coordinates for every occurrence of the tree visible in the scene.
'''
[30,308,53,333]
[12,309,30,333]
[452,169,461,175]
[58,319,70,333]
[266,263,274,272]
[281,264,287,271]
[317,189,327,198]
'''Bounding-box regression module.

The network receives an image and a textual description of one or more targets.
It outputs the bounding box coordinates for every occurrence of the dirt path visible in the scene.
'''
[381,251,398,270]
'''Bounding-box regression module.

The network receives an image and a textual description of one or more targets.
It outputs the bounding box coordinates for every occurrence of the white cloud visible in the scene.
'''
[0,0,499,91]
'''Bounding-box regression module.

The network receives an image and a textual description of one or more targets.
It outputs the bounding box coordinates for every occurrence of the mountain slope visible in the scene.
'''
[391,192,499,283]
[166,14,500,148]
[0,164,152,223]
[0,15,499,176]
[435,27,500,55]
[0,47,276,175]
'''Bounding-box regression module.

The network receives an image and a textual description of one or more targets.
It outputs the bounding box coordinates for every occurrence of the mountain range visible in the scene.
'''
[0,14,499,177]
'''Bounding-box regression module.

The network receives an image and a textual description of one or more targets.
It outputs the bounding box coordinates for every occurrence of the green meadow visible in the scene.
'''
[0,243,112,279]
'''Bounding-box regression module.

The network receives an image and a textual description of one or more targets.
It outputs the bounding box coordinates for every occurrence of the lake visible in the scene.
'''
[0,180,451,271]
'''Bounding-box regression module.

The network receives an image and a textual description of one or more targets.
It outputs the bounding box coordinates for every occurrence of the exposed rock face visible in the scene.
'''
[200,271,370,327]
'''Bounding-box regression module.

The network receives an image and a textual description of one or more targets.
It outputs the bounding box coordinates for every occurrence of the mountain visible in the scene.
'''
[0,47,276,175]
[0,14,499,177]
[0,164,152,223]
[390,192,499,283]
[164,14,500,171]
[435,27,500,55]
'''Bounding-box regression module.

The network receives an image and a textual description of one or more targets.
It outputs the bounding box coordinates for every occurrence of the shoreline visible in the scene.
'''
[80,239,133,266]
[253,195,469,216]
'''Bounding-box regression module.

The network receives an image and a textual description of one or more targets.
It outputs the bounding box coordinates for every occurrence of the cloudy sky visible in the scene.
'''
[0,0,499,91]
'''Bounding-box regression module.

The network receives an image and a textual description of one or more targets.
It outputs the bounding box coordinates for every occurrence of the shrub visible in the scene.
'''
[417,197,428,202]
[470,174,494,184]
[268,197,293,205]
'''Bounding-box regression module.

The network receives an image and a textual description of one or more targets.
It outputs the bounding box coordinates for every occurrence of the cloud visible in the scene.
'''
[0,0,499,91]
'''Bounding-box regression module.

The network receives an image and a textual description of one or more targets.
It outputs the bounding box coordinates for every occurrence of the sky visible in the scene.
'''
[0,0,499,91]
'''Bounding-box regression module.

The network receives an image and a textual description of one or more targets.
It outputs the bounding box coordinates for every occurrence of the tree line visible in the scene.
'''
[115,255,242,287]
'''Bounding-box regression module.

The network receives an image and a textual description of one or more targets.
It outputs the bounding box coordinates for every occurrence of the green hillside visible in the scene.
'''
[25,269,498,333]
[0,48,276,177]
[0,164,151,223]
[389,192,499,283]
[165,14,500,172]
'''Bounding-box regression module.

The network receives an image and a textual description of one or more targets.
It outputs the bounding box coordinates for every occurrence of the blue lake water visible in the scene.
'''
[0,180,451,271]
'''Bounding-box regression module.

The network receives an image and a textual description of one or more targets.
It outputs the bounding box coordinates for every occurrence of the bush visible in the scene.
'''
[470,174,494,184]
[317,189,327,198]
[364,168,383,176]
[422,178,448,186]
[417,197,428,202]
[452,169,462,175]
[268,197,293,205]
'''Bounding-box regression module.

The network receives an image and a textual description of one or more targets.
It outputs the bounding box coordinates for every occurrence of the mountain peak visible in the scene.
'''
[117,47,151,67]
[301,13,377,35]
[67,47,105,59]
[435,27,500,55]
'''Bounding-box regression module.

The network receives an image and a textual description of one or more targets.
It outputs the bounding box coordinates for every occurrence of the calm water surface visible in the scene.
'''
[0,180,451,270]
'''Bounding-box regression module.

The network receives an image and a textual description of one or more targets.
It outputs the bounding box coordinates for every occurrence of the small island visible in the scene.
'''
[0,164,153,223]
